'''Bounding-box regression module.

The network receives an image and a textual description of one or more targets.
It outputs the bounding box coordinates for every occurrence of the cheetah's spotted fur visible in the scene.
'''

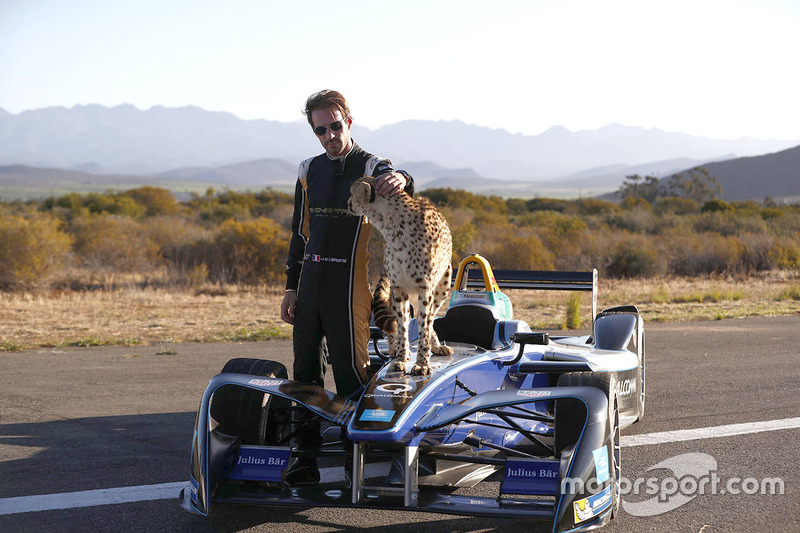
[349,176,454,375]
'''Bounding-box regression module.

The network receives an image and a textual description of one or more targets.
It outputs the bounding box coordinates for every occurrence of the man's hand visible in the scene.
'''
[280,291,297,325]
[375,171,407,196]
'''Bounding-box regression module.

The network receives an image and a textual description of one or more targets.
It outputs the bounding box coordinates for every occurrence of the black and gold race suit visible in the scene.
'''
[286,140,414,401]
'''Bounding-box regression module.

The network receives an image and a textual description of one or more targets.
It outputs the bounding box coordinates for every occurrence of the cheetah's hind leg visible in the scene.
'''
[430,332,454,357]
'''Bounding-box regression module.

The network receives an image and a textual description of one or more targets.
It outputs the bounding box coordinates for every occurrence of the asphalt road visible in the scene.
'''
[1,316,798,532]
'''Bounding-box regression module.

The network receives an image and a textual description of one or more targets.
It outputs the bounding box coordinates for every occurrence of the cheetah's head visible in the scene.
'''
[347,176,377,216]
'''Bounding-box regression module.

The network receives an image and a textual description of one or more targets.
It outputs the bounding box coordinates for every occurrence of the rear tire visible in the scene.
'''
[210,358,291,446]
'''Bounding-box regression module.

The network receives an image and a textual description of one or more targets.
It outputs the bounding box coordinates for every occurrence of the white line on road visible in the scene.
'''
[2,416,799,516]
[0,482,189,516]
[620,416,800,447]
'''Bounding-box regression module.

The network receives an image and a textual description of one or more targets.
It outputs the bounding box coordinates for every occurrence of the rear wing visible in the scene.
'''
[454,254,598,323]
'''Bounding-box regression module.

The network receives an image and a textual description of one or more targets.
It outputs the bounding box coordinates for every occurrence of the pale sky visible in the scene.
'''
[1,0,799,140]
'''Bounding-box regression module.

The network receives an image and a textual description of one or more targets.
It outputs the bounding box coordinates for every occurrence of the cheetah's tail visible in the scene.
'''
[371,272,397,334]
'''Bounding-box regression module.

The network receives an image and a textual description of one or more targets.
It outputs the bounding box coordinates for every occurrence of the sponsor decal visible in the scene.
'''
[189,477,199,503]
[501,458,560,495]
[248,378,283,387]
[359,409,396,422]
[304,253,348,264]
[457,293,490,300]
[228,446,291,482]
[616,379,636,397]
[574,485,613,523]
[376,383,413,394]
[593,445,610,483]
[517,389,552,398]
[365,383,414,398]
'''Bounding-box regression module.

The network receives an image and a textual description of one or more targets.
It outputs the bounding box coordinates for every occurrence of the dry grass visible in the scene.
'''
[0,285,290,352]
[1,273,799,352]
[512,271,800,329]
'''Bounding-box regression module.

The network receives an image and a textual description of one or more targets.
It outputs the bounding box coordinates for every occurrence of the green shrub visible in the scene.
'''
[768,238,800,271]
[450,222,477,262]
[701,199,733,213]
[563,293,582,329]
[777,284,800,301]
[525,198,573,213]
[0,214,73,289]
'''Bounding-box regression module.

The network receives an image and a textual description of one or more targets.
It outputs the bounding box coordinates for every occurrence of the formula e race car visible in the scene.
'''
[180,254,645,532]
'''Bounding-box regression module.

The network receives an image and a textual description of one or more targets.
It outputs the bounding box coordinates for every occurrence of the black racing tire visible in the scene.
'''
[555,371,621,518]
[210,358,291,446]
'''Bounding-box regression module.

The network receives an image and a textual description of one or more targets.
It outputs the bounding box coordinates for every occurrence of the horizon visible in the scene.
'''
[3,102,799,144]
[2,0,799,142]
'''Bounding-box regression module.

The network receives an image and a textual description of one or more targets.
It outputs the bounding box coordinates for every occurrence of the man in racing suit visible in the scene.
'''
[280,90,413,485]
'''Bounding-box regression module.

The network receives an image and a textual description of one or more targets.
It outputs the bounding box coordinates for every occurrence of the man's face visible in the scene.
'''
[310,106,352,158]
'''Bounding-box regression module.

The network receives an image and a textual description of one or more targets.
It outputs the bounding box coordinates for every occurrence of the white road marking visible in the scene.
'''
[620,416,800,447]
[2,417,798,516]
[0,482,188,516]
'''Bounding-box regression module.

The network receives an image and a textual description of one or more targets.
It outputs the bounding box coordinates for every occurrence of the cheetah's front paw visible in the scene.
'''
[411,360,432,376]
[390,358,409,373]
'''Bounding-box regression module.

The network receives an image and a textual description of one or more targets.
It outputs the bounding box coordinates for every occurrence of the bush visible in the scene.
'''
[478,230,555,270]
[420,188,507,214]
[123,186,180,217]
[70,214,160,275]
[210,217,290,285]
[667,233,746,276]
[654,197,699,215]
[768,238,800,271]
[526,198,573,213]
[604,233,664,278]
[0,214,73,289]
[701,199,733,213]
[450,222,477,262]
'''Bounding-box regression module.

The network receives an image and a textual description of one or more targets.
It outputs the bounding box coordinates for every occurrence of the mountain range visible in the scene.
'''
[0,104,798,201]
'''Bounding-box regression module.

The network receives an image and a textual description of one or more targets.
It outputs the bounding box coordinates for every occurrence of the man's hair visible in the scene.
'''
[303,90,350,126]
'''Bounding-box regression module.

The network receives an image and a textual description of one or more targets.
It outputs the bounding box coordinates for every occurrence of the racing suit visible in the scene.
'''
[286,141,414,411]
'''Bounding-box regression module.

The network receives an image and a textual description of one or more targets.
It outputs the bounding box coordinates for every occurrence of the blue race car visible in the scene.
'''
[181,254,645,532]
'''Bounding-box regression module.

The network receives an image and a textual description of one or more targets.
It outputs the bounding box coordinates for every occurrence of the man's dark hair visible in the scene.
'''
[303,90,350,126]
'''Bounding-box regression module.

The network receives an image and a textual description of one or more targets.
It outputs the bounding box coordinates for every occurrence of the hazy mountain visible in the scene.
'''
[552,155,736,190]
[0,164,188,199]
[356,121,796,179]
[677,145,800,202]
[1,104,796,180]
[155,158,297,186]
[0,104,319,174]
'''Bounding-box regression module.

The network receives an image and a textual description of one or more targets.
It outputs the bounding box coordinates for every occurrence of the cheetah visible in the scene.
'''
[348,176,454,375]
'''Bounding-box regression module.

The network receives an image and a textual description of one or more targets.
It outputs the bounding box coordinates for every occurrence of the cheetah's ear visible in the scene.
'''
[354,180,376,204]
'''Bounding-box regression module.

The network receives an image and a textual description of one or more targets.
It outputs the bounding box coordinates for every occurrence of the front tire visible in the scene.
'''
[210,358,291,446]
[555,371,621,518]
